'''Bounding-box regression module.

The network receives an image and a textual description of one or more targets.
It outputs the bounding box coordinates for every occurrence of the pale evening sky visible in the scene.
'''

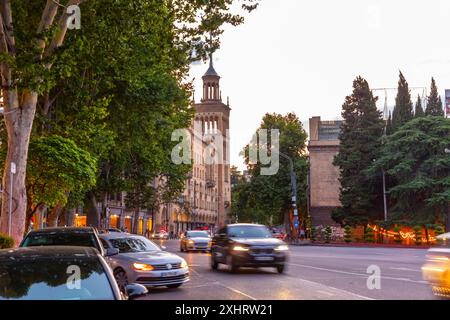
[189,0,450,171]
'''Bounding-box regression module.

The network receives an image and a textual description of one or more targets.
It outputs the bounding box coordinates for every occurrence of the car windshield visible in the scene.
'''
[187,231,209,238]
[109,237,161,253]
[0,257,114,300]
[228,226,272,238]
[21,232,98,250]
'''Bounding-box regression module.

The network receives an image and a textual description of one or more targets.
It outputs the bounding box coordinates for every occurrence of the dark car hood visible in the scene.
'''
[231,238,284,246]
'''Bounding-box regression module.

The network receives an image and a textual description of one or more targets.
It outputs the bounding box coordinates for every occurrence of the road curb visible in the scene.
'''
[297,242,433,249]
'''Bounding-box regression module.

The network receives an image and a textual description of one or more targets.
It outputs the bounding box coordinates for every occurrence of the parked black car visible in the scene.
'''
[210,223,289,273]
[20,227,118,257]
[0,246,147,300]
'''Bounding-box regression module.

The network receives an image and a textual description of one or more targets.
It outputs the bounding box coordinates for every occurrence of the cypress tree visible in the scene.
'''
[392,71,413,130]
[333,76,385,225]
[425,78,444,116]
[415,95,425,117]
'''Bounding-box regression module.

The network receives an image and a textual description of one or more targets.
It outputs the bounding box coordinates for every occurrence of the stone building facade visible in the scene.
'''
[308,116,342,226]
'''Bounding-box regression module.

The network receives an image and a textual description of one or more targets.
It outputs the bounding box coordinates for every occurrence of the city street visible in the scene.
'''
[141,240,435,300]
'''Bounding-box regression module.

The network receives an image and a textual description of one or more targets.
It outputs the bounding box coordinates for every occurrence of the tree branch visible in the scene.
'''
[44,0,86,59]
[0,0,15,55]
[37,0,60,51]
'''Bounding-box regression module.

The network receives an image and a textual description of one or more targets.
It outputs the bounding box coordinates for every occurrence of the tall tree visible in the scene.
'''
[369,117,450,229]
[425,78,444,116]
[415,95,425,118]
[232,113,308,231]
[0,0,259,244]
[333,76,385,225]
[392,71,413,130]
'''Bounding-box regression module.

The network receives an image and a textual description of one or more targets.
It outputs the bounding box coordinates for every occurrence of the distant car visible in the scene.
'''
[271,230,286,240]
[422,232,450,298]
[99,233,189,291]
[20,227,117,257]
[151,231,169,240]
[0,246,147,300]
[180,230,212,252]
[211,223,289,273]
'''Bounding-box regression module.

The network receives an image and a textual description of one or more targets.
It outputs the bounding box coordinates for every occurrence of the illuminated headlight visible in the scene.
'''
[233,245,249,252]
[275,245,289,251]
[180,259,188,268]
[188,240,194,244]
[133,262,154,271]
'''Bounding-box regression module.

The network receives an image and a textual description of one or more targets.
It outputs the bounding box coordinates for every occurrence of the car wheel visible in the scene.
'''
[114,268,129,292]
[180,245,184,252]
[276,265,285,274]
[226,254,238,273]
[211,253,218,270]
[167,284,182,289]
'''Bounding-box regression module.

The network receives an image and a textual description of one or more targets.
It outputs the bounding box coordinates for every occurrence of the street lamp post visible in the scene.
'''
[279,152,298,243]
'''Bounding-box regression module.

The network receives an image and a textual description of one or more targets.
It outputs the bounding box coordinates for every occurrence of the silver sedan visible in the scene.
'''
[99,234,189,291]
[180,230,212,252]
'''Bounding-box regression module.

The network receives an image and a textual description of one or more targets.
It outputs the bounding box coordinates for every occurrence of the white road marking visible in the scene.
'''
[293,277,373,300]
[390,267,421,273]
[288,263,428,284]
[221,285,257,300]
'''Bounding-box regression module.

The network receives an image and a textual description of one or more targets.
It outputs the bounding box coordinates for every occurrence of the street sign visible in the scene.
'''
[293,215,299,229]
[11,162,16,174]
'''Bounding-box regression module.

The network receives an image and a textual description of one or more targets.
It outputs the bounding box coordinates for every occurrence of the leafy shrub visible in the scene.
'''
[0,234,14,249]
[413,226,422,245]
[344,225,352,243]
[364,226,374,243]
[324,226,332,243]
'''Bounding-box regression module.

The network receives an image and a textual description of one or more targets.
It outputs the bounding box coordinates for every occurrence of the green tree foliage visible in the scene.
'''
[369,117,450,225]
[415,95,425,118]
[333,77,385,225]
[0,0,259,241]
[425,78,444,116]
[230,113,308,229]
[392,72,413,131]
[26,136,97,207]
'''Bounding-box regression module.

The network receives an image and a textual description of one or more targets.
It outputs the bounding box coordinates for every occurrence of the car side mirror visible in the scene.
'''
[125,283,148,300]
[106,248,119,257]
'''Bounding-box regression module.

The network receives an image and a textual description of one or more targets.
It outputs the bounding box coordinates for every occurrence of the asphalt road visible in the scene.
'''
[140,240,435,300]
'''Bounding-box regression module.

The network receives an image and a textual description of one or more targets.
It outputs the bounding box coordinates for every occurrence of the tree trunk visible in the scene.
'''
[0,91,37,246]
[86,192,100,227]
[65,208,76,227]
[133,208,140,234]
[47,204,63,227]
